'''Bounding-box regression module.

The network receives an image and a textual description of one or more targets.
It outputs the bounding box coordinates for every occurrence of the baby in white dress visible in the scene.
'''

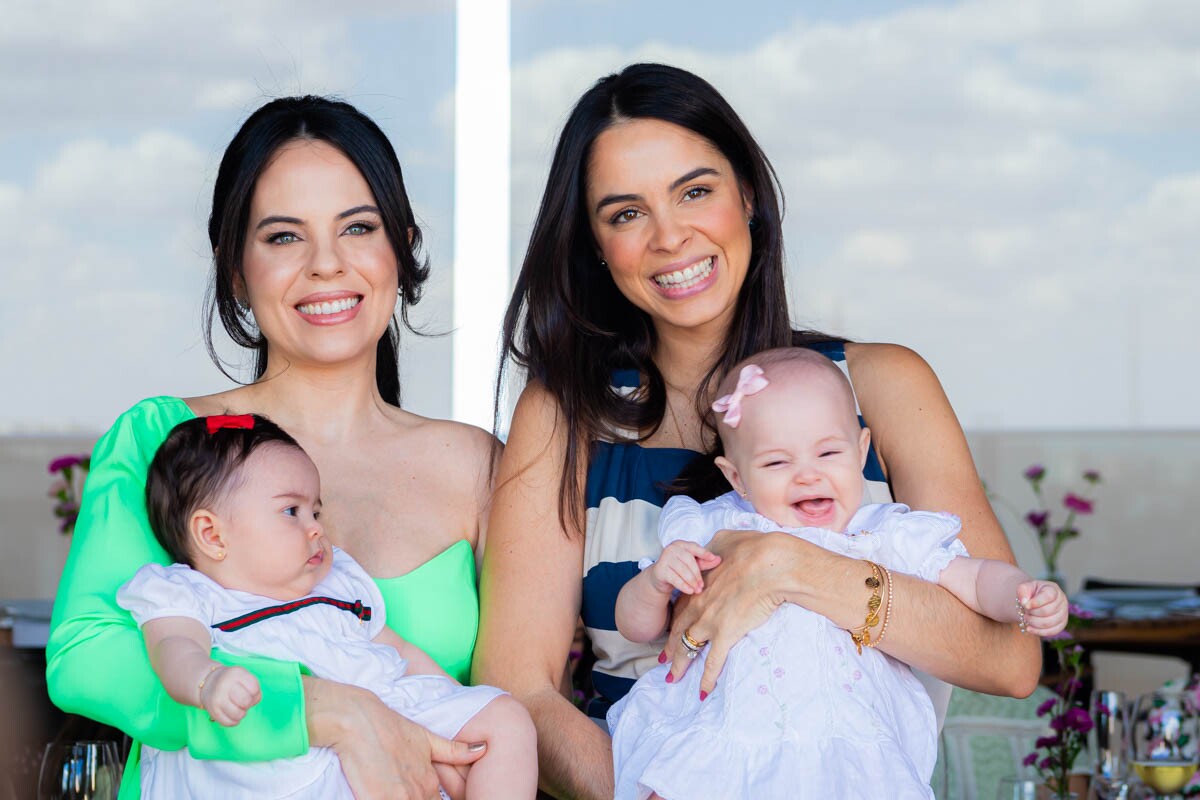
[117,413,536,799]
[609,348,1067,800]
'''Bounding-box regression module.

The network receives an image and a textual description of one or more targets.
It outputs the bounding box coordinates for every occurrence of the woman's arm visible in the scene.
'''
[664,345,1042,698]
[473,382,615,800]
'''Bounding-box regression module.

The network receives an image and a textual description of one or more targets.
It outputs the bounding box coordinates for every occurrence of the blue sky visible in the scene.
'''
[2,0,1197,432]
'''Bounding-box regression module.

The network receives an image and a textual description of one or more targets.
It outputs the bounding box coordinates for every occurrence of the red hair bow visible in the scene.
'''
[206,414,255,434]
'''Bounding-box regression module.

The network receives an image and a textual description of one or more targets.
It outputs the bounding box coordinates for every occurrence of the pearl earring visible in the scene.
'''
[599,259,609,270]
[216,551,226,561]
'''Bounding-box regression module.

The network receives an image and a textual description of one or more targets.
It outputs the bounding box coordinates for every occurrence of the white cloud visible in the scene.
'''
[507,0,1200,429]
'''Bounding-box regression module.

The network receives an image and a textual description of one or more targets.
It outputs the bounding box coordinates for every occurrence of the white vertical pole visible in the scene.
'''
[453,0,511,429]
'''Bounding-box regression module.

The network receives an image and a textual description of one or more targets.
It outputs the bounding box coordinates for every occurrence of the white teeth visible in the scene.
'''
[653,257,714,289]
[298,296,360,316]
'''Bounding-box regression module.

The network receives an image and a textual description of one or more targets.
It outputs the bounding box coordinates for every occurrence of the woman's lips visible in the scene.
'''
[650,256,718,298]
[295,294,363,325]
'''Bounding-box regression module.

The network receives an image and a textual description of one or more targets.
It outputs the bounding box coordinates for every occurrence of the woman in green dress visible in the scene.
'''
[46,96,495,800]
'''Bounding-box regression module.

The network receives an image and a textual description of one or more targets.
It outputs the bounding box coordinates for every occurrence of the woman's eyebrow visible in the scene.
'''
[337,204,380,219]
[255,214,303,230]
[594,166,721,214]
[254,205,381,230]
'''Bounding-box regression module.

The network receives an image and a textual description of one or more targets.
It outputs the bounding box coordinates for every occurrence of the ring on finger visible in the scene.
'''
[681,630,708,653]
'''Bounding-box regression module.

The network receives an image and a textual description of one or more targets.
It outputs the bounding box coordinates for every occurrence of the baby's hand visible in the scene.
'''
[200,665,262,727]
[650,541,722,596]
[1016,580,1069,637]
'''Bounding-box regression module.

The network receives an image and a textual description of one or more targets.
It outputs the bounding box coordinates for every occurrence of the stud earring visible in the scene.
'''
[216,550,226,561]
[599,259,609,270]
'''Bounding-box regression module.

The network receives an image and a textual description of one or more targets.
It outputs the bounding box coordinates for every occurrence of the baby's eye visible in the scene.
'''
[820,450,842,458]
[764,460,786,468]
[283,506,298,517]
[267,231,299,245]
[313,510,321,520]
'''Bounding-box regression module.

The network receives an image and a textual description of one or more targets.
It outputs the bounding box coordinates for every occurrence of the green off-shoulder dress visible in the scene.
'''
[46,397,483,799]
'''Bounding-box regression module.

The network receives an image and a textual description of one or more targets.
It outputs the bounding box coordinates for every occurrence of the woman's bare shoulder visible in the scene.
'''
[385,406,500,463]
[180,387,255,417]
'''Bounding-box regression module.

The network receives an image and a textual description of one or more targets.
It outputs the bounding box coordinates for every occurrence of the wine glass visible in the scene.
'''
[995,775,1040,799]
[1130,689,1199,799]
[1092,689,1131,799]
[36,740,121,800]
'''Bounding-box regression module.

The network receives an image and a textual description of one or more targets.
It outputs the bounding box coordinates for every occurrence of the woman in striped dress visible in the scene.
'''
[474,62,1041,799]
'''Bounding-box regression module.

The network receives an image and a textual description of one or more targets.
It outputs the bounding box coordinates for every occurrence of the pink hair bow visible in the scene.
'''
[711,364,769,428]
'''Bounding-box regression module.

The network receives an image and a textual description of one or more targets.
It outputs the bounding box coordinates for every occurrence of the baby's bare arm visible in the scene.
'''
[142,616,260,726]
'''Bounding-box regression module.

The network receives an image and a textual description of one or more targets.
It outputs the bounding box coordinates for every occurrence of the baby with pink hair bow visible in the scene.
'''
[607,347,1067,800]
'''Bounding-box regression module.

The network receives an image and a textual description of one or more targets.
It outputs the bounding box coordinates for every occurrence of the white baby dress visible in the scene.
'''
[118,547,503,799]
[607,494,968,800]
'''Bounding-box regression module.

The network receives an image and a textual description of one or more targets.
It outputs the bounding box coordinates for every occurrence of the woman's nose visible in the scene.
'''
[648,210,691,253]
[308,237,346,279]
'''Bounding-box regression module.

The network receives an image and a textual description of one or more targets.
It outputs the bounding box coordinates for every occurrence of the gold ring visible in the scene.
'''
[681,630,707,652]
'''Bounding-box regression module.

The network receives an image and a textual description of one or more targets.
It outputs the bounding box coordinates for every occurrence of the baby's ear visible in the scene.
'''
[858,427,871,468]
[189,508,228,564]
[714,456,746,497]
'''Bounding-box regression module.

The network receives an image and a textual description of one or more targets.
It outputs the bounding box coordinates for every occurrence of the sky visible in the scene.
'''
[2,0,1197,433]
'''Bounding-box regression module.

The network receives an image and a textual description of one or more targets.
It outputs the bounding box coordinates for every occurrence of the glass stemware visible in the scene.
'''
[1130,689,1199,799]
[1092,689,1131,799]
[36,740,121,800]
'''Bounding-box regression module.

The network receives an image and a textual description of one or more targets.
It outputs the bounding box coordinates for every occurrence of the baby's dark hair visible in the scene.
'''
[145,414,305,566]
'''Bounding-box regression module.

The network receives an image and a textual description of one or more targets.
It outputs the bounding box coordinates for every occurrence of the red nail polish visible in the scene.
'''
[699,690,708,701]
[665,672,674,683]
[658,651,667,664]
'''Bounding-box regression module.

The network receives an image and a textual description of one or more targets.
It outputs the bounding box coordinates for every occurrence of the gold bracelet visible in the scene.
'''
[847,561,883,654]
[874,564,893,647]
[197,663,221,708]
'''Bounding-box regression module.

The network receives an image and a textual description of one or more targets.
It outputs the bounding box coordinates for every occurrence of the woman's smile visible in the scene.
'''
[294,291,364,325]
[650,255,718,297]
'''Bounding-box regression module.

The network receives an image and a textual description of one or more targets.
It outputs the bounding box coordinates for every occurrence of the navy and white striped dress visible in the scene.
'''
[579,341,950,723]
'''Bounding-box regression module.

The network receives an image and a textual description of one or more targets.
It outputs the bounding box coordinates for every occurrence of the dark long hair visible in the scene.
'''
[204,95,429,406]
[146,414,305,566]
[498,63,839,531]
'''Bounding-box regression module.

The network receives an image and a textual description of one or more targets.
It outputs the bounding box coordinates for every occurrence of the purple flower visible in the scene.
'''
[1045,630,1074,641]
[47,455,83,473]
[1067,603,1095,620]
[758,685,768,695]
[1050,715,1066,731]
[1063,493,1094,514]
[1065,707,1094,732]
[1064,677,1083,694]
[1037,698,1057,716]
[1096,702,1111,715]
[1083,470,1101,484]
[773,667,785,679]
[760,647,770,657]
[1022,752,1038,767]
[1026,510,1050,529]
[1024,464,1046,481]
[1039,756,1054,771]
[1036,736,1059,749]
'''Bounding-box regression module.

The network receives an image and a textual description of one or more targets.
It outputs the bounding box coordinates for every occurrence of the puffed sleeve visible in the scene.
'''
[877,509,971,582]
[45,397,309,765]
[657,494,731,549]
[116,564,215,629]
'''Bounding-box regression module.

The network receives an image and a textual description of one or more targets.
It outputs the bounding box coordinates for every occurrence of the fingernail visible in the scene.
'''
[468,741,487,752]
[658,650,667,664]
[699,690,708,701]
[665,672,674,684]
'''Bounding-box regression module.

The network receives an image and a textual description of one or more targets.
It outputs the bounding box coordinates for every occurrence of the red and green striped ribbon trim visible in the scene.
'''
[212,596,372,632]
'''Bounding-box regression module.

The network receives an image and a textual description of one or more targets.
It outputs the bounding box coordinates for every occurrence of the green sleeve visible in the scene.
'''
[45,397,310,762]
